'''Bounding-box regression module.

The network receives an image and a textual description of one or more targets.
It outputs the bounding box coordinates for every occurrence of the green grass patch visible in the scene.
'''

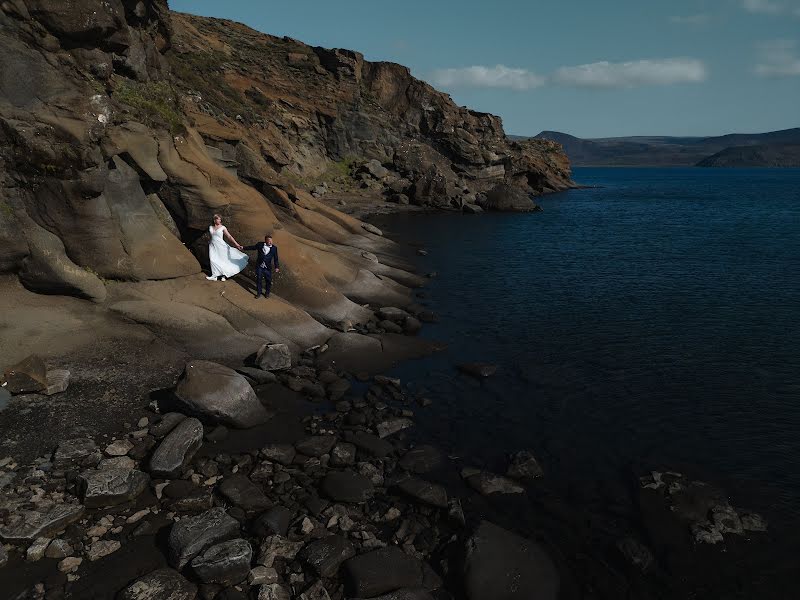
[113,80,184,134]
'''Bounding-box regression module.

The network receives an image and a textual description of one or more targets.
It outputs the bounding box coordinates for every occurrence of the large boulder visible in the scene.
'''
[117,568,198,600]
[218,474,272,512]
[168,508,240,569]
[256,343,292,371]
[460,521,559,600]
[174,360,271,428]
[478,184,541,212]
[148,417,204,478]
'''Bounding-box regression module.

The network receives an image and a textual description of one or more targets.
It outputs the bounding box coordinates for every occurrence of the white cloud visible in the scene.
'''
[552,58,707,88]
[428,65,546,91]
[669,13,711,25]
[742,0,784,14]
[741,0,800,16]
[755,39,800,77]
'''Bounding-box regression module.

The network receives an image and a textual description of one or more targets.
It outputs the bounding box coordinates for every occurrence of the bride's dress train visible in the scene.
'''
[208,225,248,279]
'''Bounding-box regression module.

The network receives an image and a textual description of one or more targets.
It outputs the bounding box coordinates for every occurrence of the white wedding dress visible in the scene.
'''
[208,225,248,279]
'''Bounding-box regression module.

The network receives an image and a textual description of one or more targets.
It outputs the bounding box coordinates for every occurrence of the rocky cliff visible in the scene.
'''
[0,0,572,370]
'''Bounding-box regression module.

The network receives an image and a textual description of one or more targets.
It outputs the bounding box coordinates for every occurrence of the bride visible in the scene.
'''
[206,214,248,281]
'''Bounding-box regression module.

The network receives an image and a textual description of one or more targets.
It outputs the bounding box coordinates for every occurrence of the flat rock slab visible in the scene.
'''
[256,343,292,371]
[149,417,204,478]
[53,438,101,467]
[399,446,444,474]
[299,535,355,577]
[461,521,559,600]
[218,474,272,512]
[118,568,198,600]
[2,353,47,393]
[295,435,337,457]
[0,503,84,542]
[465,471,524,496]
[168,507,240,569]
[456,363,497,378]
[396,478,448,508]
[79,468,149,508]
[175,360,270,428]
[343,546,426,598]
[320,471,374,504]
[191,538,252,585]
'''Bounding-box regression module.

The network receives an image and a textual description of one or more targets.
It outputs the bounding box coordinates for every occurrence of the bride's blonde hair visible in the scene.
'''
[212,214,222,223]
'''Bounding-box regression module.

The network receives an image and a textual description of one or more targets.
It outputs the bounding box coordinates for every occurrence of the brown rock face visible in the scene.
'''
[0,1,572,359]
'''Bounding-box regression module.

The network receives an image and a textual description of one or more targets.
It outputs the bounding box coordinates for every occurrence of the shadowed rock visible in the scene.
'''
[342,547,427,598]
[299,535,355,577]
[460,521,559,600]
[78,467,149,508]
[117,568,198,600]
[174,360,271,428]
[191,538,253,585]
[256,343,292,371]
[319,471,374,503]
[168,508,240,569]
[218,474,272,512]
[149,417,204,478]
[2,354,47,394]
[396,478,448,508]
[0,504,84,543]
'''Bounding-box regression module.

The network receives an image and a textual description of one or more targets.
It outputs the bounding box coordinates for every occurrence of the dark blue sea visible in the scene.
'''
[375,167,800,521]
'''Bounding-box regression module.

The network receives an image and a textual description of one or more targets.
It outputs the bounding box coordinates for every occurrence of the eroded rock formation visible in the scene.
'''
[0,0,572,367]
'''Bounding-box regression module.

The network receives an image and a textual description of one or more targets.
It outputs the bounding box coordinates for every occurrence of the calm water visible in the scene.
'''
[376,167,800,519]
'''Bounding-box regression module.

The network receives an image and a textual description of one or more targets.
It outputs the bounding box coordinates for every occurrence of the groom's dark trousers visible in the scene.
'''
[255,266,272,297]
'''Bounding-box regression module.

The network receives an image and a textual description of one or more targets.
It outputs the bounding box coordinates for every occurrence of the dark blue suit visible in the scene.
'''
[244,242,279,297]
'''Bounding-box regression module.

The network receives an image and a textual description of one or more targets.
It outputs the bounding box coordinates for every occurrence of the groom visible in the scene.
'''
[244,235,280,298]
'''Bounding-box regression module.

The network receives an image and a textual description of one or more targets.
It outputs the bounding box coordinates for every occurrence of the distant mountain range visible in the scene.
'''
[522,128,800,167]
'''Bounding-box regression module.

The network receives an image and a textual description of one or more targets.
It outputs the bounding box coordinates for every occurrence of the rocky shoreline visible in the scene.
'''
[0,252,787,600]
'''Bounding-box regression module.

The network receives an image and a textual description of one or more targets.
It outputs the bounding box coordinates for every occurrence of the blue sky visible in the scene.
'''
[170,0,800,138]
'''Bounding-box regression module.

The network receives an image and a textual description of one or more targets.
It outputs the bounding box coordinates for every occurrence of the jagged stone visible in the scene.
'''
[345,431,393,458]
[168,508,240,569]
[376,417,413,438]
[262,444,296,465]
[149,417,204,478]
[87,539,121,561]
[506,450,544,483]
[329,442,356,467]
[252,506,292,537]
[78,467,149,508]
